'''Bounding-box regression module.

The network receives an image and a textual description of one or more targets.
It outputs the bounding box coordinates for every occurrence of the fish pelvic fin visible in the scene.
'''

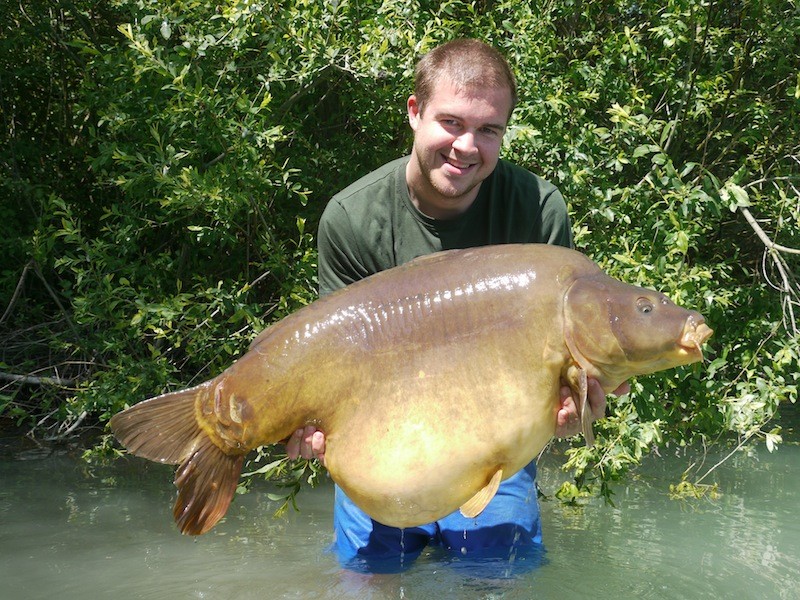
[460,468,503,519]
[109,384,243,535]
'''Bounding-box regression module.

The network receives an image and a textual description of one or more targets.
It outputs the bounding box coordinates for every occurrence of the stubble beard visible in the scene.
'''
[419,159,482,207]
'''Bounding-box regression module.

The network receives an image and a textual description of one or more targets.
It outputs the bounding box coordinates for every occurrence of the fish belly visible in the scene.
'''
[321,345,561,528]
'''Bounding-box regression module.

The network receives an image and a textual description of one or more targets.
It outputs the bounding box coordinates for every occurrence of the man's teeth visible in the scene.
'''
[447,159,470,168]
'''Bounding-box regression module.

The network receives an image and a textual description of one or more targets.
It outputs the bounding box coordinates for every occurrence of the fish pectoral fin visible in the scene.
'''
[577,367,595,448]
[567,365,595,448]
[459,469,503,519]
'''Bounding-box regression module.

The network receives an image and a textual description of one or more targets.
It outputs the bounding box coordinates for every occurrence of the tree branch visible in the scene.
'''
[0,371,76,387]
[739,207,800,255]
[0,260,34,326]
[738,206,800,335]
[31,262,82,341]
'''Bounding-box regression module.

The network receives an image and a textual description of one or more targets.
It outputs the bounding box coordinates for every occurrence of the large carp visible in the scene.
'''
[110,244,712,535]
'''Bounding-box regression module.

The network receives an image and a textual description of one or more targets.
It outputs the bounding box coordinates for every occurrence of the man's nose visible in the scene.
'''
[452,131,476,152]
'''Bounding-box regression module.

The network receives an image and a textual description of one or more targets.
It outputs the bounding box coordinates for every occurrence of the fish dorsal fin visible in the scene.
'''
[459,469,503,519]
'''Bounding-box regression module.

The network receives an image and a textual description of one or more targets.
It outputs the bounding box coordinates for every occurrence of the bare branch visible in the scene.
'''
[0,260,34,326]
[739,207,800,255]
[46,411,88,441]
[738,206,800,336]
[31,262,82,341]
[0,371,76,387]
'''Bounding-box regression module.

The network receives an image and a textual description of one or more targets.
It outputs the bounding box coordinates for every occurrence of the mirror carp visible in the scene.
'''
[110,244,712,535]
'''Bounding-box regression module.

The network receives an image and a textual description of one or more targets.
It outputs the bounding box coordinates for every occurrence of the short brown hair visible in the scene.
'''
[413,39,517,121]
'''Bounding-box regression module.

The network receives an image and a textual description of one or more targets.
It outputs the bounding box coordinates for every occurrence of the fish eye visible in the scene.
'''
[637,298,654,314]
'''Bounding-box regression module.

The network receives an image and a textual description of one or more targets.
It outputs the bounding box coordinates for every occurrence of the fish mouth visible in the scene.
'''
[679,318,714,358]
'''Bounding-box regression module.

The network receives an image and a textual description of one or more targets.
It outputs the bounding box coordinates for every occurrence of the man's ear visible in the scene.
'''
[407,94,421,130]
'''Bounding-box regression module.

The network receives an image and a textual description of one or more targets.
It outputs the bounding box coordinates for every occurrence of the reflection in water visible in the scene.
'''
[1,405,799,600]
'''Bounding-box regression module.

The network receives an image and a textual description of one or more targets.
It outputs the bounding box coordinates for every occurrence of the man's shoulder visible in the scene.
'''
[492,159,559,195]
[331,156,409,209]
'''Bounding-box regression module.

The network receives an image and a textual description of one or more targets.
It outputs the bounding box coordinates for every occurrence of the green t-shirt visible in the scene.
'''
[317,155,572,296]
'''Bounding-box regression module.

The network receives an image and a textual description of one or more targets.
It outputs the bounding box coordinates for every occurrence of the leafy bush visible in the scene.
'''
[1,0,797,497]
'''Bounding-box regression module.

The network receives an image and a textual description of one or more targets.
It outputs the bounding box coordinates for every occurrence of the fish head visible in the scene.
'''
[563,273,713,390]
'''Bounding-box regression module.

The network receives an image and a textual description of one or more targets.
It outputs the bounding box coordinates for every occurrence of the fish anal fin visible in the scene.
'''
[459,468,503,519]
[173,435,244,535]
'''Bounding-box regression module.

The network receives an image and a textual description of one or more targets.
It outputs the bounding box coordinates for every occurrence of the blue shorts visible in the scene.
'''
[332,461,543,572]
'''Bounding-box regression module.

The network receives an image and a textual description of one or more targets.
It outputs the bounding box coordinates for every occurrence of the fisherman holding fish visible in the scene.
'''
[286,39,629,568]
[110,37,710,561]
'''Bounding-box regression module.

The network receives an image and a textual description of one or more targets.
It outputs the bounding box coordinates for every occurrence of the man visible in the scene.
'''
[287,38,626,569]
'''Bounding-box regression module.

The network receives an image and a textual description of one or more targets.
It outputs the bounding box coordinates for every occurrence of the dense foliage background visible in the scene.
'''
[2,0,798,499]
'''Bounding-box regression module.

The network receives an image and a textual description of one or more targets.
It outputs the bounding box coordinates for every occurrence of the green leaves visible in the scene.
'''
[497,0,800,495]
[3,0,798,502]
[240,453,323,517]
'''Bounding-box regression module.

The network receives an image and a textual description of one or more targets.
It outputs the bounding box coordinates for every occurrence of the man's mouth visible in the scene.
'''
[442,155,476,174]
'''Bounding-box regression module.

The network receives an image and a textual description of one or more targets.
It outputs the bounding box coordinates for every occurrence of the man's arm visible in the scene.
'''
[285,198,362,464]
[533,180,629,436]
[317,199,368,297]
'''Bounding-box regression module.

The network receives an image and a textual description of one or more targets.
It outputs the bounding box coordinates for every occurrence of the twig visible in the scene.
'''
[0,260,34,326]
[739,207,800,255]
[47,411,88,441]
[742,175,800,190]
[693,430,756,486]
[30,262,82,340]
[0,371,76,386]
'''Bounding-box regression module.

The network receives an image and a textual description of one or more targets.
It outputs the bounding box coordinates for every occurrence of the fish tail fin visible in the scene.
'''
[109,386,205,464]
[109,385,244,535]
[173,434,244,535]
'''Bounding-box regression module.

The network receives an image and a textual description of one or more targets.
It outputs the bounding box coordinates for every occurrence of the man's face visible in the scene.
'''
[406,79,512,220]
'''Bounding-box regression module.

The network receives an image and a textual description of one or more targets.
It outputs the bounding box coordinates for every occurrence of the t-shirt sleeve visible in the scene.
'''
[317,199,370,297]
[536,184,573,249]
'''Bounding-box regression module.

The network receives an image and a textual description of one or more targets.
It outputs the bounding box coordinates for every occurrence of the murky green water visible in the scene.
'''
[2,404,798,599]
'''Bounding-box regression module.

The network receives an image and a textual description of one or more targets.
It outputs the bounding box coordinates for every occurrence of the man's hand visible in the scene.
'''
[285,425,326,465]
[555,378,630,438]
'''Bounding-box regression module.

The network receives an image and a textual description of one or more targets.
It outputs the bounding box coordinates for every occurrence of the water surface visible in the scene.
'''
[1,404,798,599]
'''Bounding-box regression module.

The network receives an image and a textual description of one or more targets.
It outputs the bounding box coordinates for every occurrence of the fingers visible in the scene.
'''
[555,378,630,438]
[555,384,580,438]
[285,428,301,459]
[559,384,578,423]
[612,381,631,397]
[285,425,326,464]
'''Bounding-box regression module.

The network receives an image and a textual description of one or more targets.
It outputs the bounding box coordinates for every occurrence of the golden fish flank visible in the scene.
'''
[110,244,712,536]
